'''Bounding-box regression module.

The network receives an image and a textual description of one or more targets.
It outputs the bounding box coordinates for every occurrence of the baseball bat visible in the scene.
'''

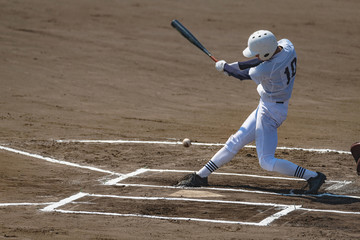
[171,19,218,62]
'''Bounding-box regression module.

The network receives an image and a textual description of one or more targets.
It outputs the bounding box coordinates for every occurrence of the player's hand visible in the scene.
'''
[215,60,226,72]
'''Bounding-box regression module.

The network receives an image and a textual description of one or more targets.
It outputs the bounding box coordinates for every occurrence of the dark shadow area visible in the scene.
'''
[210,184,360,205]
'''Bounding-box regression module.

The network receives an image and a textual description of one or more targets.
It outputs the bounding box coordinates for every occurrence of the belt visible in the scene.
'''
[276,101,284,104]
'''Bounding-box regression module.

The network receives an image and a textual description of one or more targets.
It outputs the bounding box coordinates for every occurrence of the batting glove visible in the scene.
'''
[215,60,226,72]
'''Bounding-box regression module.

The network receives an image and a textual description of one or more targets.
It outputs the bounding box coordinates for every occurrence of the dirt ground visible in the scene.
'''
[1,0,360,239]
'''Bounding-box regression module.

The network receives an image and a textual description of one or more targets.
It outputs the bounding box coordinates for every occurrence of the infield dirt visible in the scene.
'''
[1,0,360,239]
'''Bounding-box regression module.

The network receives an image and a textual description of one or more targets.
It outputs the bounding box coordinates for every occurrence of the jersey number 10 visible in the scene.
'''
[284,57,297,85]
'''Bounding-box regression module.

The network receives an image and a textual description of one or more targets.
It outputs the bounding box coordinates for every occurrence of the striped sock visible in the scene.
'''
[205,160,219,173]
[294,166,306,178]
[197,160,218,178]
[197,147,236,178]
[294,166,317,180]
[273,159,317,180]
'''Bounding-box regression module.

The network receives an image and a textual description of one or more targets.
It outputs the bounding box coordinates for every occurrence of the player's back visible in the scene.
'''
[250,39,297,102]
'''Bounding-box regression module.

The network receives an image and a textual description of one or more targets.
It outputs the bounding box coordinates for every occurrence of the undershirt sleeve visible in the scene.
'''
[237,58,263,70]
[223,64,251,80]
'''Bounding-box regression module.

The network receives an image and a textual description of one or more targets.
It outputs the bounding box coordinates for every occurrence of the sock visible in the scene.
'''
[197,147,236,178]
[272,158,317,180]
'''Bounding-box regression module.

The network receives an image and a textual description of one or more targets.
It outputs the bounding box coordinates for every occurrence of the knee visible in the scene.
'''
[259,155,276,172]
[225,134,244,154]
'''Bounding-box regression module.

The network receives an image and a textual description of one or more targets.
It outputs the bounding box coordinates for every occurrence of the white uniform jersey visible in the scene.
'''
[249,39,297,103]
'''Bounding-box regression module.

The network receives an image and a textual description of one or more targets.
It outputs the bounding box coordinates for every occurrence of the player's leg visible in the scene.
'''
[255,102,318,180]
[255,101,326,193]
[257,123,326,194]
[197,108,258,178]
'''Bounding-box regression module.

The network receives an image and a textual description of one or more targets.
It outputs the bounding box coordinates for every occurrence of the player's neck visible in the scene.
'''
[274,46,283,56]
[265,46,283,61]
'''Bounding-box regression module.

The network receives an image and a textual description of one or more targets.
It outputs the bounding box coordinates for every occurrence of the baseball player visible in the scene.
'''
[177,30,326,194]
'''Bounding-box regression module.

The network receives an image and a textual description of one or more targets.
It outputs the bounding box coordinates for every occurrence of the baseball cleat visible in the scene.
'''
[304,172,326,194]
[176,172,208,187]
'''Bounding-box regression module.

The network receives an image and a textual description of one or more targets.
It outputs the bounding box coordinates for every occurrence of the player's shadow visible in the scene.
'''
[211,183,360,205]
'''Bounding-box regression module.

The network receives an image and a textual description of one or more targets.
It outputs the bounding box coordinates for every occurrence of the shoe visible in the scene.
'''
[304,172,326,194]
[176,172,208,187]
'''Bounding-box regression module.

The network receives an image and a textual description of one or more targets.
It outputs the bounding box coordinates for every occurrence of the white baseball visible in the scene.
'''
[182,138,191,147]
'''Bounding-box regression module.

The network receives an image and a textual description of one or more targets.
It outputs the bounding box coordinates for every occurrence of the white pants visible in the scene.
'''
[225,99,288,171]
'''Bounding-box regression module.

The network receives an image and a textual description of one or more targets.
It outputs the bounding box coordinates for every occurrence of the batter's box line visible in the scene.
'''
[104,168,148,185]
[41,192,301,226]
[105,168,353,193]
[115,183,360,201]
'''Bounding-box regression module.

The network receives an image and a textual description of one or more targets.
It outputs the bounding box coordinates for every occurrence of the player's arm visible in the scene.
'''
[215,60,251,80]
[237,58,263,70]
[223,63,251,80]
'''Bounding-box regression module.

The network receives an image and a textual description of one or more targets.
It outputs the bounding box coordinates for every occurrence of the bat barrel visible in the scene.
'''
[171,19,215,60]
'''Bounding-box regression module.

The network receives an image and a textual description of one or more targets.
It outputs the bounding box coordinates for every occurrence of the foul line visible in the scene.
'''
[55,139,351,155]
[0,145,122,176]
[0,202,55,207]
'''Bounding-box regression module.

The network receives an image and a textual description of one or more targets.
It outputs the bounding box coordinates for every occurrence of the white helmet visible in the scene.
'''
[243,30,278,61]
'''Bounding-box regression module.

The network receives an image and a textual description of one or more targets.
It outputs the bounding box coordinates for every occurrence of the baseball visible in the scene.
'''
[182,138,191,147]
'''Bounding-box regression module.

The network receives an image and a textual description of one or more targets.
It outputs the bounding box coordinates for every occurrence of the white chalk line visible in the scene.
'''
[115,183,360,200]
[53,209,270,226]
[0,144,351,189]
[88,193,294,208]
[325,181,352,191]
[4,139,347,192]
[0,202,55,207]
[1,142,357,225]
[55,139,351,155]
[42,192,88,212]
[144,168,349,184]
[145,168,352,191]
[300,208,360,215]
[259,205,299,226]
[0,145,122,176]
[39,191,360,227]
[110,168,358,200]
[104,168,148,185]
[117,182,278,194]
[106,168,352,194]
[41,192,300,226]
[1,141,350,196]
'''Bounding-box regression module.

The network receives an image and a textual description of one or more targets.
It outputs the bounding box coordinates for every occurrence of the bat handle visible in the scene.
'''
[209,55,218,62]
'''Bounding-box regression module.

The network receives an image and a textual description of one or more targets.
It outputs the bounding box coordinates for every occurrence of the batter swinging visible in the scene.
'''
[177,30,326,194]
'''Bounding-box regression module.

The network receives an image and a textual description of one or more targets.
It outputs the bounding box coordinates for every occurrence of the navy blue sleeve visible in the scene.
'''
[237,58,263,70]
[223,64,251,80]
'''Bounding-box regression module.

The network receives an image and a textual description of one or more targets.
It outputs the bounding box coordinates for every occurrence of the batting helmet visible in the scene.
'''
[243,30,278,61]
